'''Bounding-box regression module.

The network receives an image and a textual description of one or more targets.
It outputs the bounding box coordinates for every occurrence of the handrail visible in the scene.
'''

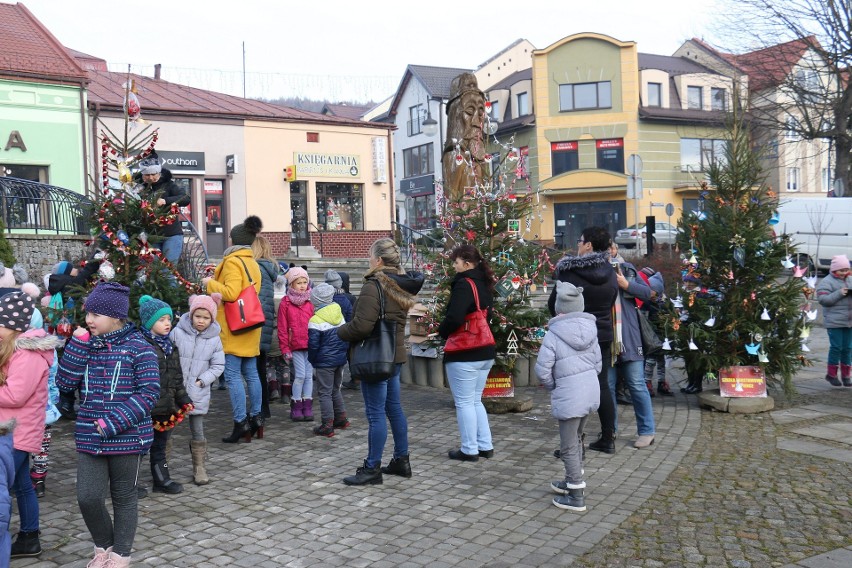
[392,221,443,270]
[0,176,92,235]
[307,221,324,256]
[176,213,210,283]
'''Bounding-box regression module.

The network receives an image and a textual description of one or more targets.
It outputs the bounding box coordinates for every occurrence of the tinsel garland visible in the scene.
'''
[152,402,194,432]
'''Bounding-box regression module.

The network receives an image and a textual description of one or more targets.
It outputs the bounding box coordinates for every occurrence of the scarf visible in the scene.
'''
[612,291,624,363]
[141,326,173,356]
[287,287,311,306]
[90,323,131,350]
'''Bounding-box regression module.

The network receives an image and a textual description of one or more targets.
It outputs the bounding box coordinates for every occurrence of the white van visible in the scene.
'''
[776,197,852,273]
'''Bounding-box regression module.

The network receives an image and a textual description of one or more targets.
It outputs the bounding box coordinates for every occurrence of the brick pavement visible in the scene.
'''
[10,326,852,567]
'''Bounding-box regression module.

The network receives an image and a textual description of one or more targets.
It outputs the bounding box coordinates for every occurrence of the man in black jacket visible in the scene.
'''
[135,153,190,264]
[548,226,620,454]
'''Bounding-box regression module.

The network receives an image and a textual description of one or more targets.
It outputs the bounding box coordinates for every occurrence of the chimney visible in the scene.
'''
[154,64,161,80]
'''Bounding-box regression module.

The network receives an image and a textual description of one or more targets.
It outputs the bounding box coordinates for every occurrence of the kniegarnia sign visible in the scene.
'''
[294,152,360,178]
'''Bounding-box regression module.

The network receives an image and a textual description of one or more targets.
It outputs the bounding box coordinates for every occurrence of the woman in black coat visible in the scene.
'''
[438,245,497,462]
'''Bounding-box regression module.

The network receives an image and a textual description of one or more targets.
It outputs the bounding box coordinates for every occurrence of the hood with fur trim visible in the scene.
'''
[366,268,424,310]
[554,251,614,285]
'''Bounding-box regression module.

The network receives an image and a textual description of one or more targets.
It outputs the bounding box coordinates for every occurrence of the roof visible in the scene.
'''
[638,53,716,76]
[731,36,817,91]
[86,70,388,128]
[475,38,530,70]
[0,2,87,82]
[66,48,108,71]
[388,64,472,119]
[487,68,533,91]
[321,103,371,120]
[639,106,731,125]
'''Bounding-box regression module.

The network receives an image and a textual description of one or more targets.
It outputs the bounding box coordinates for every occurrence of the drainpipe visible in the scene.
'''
[90,101,101,200]
[79,84,90,197]
[386,129,395,236]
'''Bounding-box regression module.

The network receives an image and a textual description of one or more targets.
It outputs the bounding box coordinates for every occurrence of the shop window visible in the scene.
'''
[402,143,434,178]
[316,183,363,231]
[558,81,612,111]
[596,139,624,174]
[687,86,703,109]
[551,142,579,176]
[647,82,662,107]
[405,193,437,230]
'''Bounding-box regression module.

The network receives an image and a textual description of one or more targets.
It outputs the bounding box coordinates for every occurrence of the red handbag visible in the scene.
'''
[444,278,496,353]
[223,257,265,333]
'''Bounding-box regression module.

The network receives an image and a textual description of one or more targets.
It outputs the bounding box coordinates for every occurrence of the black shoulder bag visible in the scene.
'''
[348,280,397,382]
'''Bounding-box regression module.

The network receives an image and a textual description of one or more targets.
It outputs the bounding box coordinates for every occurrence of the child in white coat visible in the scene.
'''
[535,281,601,512]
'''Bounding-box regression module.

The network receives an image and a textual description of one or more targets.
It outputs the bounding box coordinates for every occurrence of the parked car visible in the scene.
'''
[614,221,678,249]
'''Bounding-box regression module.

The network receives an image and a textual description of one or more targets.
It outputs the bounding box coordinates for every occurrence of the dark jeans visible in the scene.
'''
[77,452,141,556]
[12,449,38,532]
[597,341,616,436]
[150,428,171,467]
[256,350,271,418]
[361,364,408,469]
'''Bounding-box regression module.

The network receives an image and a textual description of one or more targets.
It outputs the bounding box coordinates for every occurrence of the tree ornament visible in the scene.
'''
[117,230,130,245]
[505,330,519,357]
[98,260,115,280]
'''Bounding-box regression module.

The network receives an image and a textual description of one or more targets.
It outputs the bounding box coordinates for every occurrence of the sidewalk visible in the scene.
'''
[12,326,852,567]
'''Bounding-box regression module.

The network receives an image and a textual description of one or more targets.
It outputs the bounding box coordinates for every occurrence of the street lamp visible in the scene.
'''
[422,107,438,137]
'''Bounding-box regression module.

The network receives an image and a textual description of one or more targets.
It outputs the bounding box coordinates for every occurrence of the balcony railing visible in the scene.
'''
[0,176,92,235]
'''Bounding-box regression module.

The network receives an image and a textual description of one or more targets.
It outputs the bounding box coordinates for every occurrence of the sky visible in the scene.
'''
[21,0,724,103]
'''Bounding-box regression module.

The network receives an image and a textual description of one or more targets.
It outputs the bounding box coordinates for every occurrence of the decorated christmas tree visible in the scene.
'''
[66,74,197,324]
[667,110,810,395]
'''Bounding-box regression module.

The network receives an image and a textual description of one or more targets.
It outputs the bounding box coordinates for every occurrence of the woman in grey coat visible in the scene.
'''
[253,236,280,418]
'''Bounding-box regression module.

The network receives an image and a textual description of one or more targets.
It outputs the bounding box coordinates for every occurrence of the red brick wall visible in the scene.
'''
[263,231,392,258]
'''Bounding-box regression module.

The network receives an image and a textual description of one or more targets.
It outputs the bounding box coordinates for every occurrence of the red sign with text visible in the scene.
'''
[483,371,515,398]
[551,141,578,152]
[596,138,623,149]
[719,366,767,397]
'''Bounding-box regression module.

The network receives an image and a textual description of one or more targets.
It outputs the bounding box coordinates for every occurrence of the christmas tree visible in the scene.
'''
[667,109,810,395]
[416,120,553,374]
[66,74,197,324]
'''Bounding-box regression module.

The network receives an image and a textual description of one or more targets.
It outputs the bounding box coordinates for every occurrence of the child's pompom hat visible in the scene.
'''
[138,295,173,331]
[286,266,309,285]
[0,290,36,332]
[189,293,221,320]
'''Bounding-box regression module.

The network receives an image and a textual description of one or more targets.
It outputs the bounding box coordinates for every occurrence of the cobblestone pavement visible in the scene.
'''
[11,326,852,567]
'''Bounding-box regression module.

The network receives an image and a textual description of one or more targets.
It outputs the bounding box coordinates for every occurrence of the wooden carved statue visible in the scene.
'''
[442,72,488,203]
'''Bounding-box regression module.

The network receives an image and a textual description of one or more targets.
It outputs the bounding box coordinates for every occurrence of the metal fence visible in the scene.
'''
[0,176,92,235]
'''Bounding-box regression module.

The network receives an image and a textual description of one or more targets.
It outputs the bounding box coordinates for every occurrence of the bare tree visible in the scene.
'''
[806,201,831,269]
[717,0,852,196]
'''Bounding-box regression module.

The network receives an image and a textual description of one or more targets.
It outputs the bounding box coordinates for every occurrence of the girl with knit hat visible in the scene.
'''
[816,254,852,386]
[170,294,225,484]
[0,289,64,558]
[56,282,160,568]
[137,295,194,495]
[277,266,315,421]
[202,215,265,443]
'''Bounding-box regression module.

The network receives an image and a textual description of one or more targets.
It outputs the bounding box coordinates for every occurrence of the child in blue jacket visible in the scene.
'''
[307,284,349,437]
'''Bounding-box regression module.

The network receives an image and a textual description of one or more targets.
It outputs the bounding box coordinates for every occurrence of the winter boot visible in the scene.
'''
[106,551,132,567]
[333,412,350,429]
[87,545,112,568]
[841,364,852,387]
[552,487,586,512]
[249,414,265,439]
[31,474,45,498]
[343,460,383,485]
[826,364,842,386]
[302,398,314,421]
[290,399,304,421]
[152,461,183,494]
[10,530,41,558]
[657,381,674,396]
[268,379,280,401]
[281,382,292,403]
[313,419,335,437]
[588,431,615,454]
[222,419,251,443]
[189,440,209,485]
[646,379,655,397]
[381,455,412,478]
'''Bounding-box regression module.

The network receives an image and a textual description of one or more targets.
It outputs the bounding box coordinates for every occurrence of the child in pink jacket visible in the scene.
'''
[277,267,314,421]
[0,290,63,559]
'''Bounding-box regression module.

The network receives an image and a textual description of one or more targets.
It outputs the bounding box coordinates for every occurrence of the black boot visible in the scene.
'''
[10,530,41,558]
[588,432,615,454]
[552,487,586,512]
[222,419,251,443]
[249,415,265,439]
[381,455,411,478]
[343,460,383,485]
[152,462,183,494]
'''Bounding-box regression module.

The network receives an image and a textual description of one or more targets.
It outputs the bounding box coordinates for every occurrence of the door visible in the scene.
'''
[290,181,309,247]
[203,179,226,257]
[554,201,627,250]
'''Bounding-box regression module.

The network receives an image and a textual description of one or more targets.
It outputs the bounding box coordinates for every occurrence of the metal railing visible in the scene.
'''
[392,221,443,270]
[177,214,210,283]
[0,176,92,235]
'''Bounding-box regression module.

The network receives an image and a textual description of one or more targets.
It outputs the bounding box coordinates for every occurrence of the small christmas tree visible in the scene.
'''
[67,73,197,323]
[668,108,809,395]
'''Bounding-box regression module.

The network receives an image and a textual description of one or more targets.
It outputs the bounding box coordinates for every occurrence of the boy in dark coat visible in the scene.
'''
[307,284,349,437]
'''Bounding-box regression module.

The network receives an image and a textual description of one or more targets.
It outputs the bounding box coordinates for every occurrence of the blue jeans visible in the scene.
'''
[608,360,655,436]
[156,234,184,264]
[224,354,262,422]
[12,449,38,532]
[827,327,852,366]
[360,365,408,468]
[445,359,494,455]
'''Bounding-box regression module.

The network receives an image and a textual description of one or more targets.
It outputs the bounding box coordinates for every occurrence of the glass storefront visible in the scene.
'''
[315,182,363,231]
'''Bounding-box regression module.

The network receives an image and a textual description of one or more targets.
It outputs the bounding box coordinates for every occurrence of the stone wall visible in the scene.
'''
[7,234,91,286]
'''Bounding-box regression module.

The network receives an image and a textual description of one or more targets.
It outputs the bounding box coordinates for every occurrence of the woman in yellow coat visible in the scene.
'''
[202,216,264,443]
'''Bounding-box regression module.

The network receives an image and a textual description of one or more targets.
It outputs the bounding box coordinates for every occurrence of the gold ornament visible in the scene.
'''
[118,162,132,184]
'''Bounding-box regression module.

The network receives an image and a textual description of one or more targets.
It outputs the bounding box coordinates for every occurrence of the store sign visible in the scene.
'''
[226,154,238,174]
[158,151,206,174]
[371,137,387,183]
[596,138,623,149]
[551,141,577,152]
[3,130,27,152]
[294,152,360,178]
[204,180,223,195]
[719,366,767,398]
[400,174,434,197]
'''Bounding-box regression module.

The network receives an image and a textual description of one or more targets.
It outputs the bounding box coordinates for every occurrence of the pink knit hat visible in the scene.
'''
[189,293,221,320]
[830,254,850,273]
[286,267,309,285]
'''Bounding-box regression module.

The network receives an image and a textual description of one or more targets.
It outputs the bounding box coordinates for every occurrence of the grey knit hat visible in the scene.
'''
[138,153,162,175]
[229,215,263,246]
[310,283,335,309]
[555,281,585,315]
[324,269,343,290]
